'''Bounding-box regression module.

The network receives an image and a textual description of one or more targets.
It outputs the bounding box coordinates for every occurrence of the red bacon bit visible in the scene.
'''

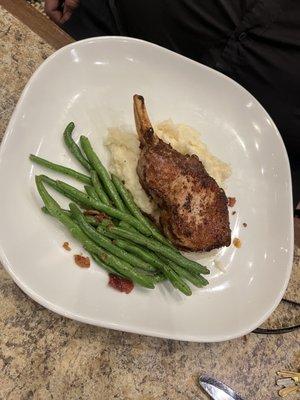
[108,274,134,294]
[74,254,90,268]
[228,197,236,207]
[63,242,71,251]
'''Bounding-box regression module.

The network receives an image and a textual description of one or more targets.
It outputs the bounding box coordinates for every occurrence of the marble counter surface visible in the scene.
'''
[0,6,299,400]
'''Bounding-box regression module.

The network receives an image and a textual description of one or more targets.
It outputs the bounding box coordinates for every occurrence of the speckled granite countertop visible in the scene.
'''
[0,6,299,400]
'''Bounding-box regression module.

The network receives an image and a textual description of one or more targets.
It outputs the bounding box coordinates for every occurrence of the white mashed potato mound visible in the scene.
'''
[105,120,231,214]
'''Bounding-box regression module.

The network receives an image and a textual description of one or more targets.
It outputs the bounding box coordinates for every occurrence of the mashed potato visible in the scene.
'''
[105,120,231,214]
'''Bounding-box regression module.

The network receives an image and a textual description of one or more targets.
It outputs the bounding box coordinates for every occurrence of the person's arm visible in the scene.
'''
[45,0,80,25]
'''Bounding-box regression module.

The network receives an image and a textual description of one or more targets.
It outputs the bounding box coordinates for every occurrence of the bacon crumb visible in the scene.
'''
[108,274,134,294]
[84,210,109,222]
[95,213,110,223]
[84,209,101,216]
[228,197,236,207]
[63,242,71,251]
[233,238,242,248]
[74,254,90,268]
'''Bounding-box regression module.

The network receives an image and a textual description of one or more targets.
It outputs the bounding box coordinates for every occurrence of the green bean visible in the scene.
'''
[101,221,207,276]
[119,221,138,232]
[94,221,165,280]
[54,179,151,235]
[114,233,207,288]
[93,253,165,286]
[118,222,174,258]
[92,227,166,284]
[84,215,100,226]
[90,251,155,288]
[42,205,72,218]
[41,206,99,227]
[100,224,210,275]
[113,238,163,270]
[113,223,168,269]
[145,219,178,250]
[94,252,164,283]
[112,238,171,276]
[30,154,91,184]
[91,254,124,277]
[159,261,192,296]
[63,122,91,171]
[152,275,166,284]
[84,185,98,201]
[35,176,154,288]
[69,203,156,273]
[118,220,171,252]
[80,136,125,211]
[140,272,165,285]
[90,170,111,205]
[40,175,86,207]
[111,174,174,248]
[166,260,208,287]
[116,223,206,284]
[36,175,96,245]
[111,174,145,220]
[97,225,194,295]
[107,221,207,276]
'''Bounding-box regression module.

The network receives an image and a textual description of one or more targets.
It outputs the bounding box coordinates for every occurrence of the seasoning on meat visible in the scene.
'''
[227,197,236,207]
[134,95,231,252]
[108,274,134,293]
[233,238,241,248]
[74,254,90,268]
[232,211,236,215]
[63,241,71,251]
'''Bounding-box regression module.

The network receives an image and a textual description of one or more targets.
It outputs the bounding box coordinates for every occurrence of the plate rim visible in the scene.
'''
[0,36,294,342]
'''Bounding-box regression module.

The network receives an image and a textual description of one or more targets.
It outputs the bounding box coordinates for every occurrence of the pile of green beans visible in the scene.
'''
[30,122,210,295]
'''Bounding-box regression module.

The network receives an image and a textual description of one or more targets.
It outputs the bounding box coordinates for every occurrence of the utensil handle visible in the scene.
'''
[278,386,300,397]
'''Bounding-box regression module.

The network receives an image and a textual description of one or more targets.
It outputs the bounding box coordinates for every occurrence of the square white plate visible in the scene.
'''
[0,37,293,342]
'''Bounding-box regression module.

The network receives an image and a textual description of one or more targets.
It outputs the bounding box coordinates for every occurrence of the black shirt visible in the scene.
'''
[117,0,300,158]
[64,0,300,203]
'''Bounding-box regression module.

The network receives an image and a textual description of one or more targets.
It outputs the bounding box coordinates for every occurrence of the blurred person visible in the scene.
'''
[45,0,300,208]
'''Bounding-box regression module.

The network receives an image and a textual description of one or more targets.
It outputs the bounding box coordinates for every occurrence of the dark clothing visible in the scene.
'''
[63,0,300,205]
[63,0,119,38]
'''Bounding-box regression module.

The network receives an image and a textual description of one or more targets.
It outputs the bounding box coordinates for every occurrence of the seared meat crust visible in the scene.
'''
[134,95,231,252]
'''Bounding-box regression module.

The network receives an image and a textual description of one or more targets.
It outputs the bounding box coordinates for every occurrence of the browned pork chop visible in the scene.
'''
[134,95,231,252]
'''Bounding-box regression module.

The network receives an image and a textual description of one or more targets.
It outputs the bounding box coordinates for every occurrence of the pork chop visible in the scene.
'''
[134,94,231,252]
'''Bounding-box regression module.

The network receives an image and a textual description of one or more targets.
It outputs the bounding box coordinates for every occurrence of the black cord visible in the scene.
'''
[252,299,300,335]
[253,324,300,334]
[282,299,300,307]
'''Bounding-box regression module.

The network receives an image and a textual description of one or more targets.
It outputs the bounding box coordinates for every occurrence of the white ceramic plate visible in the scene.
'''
[0,37,293,342]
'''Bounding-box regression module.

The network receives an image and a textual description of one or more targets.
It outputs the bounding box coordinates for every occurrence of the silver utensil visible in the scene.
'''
[199,375,245,400]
